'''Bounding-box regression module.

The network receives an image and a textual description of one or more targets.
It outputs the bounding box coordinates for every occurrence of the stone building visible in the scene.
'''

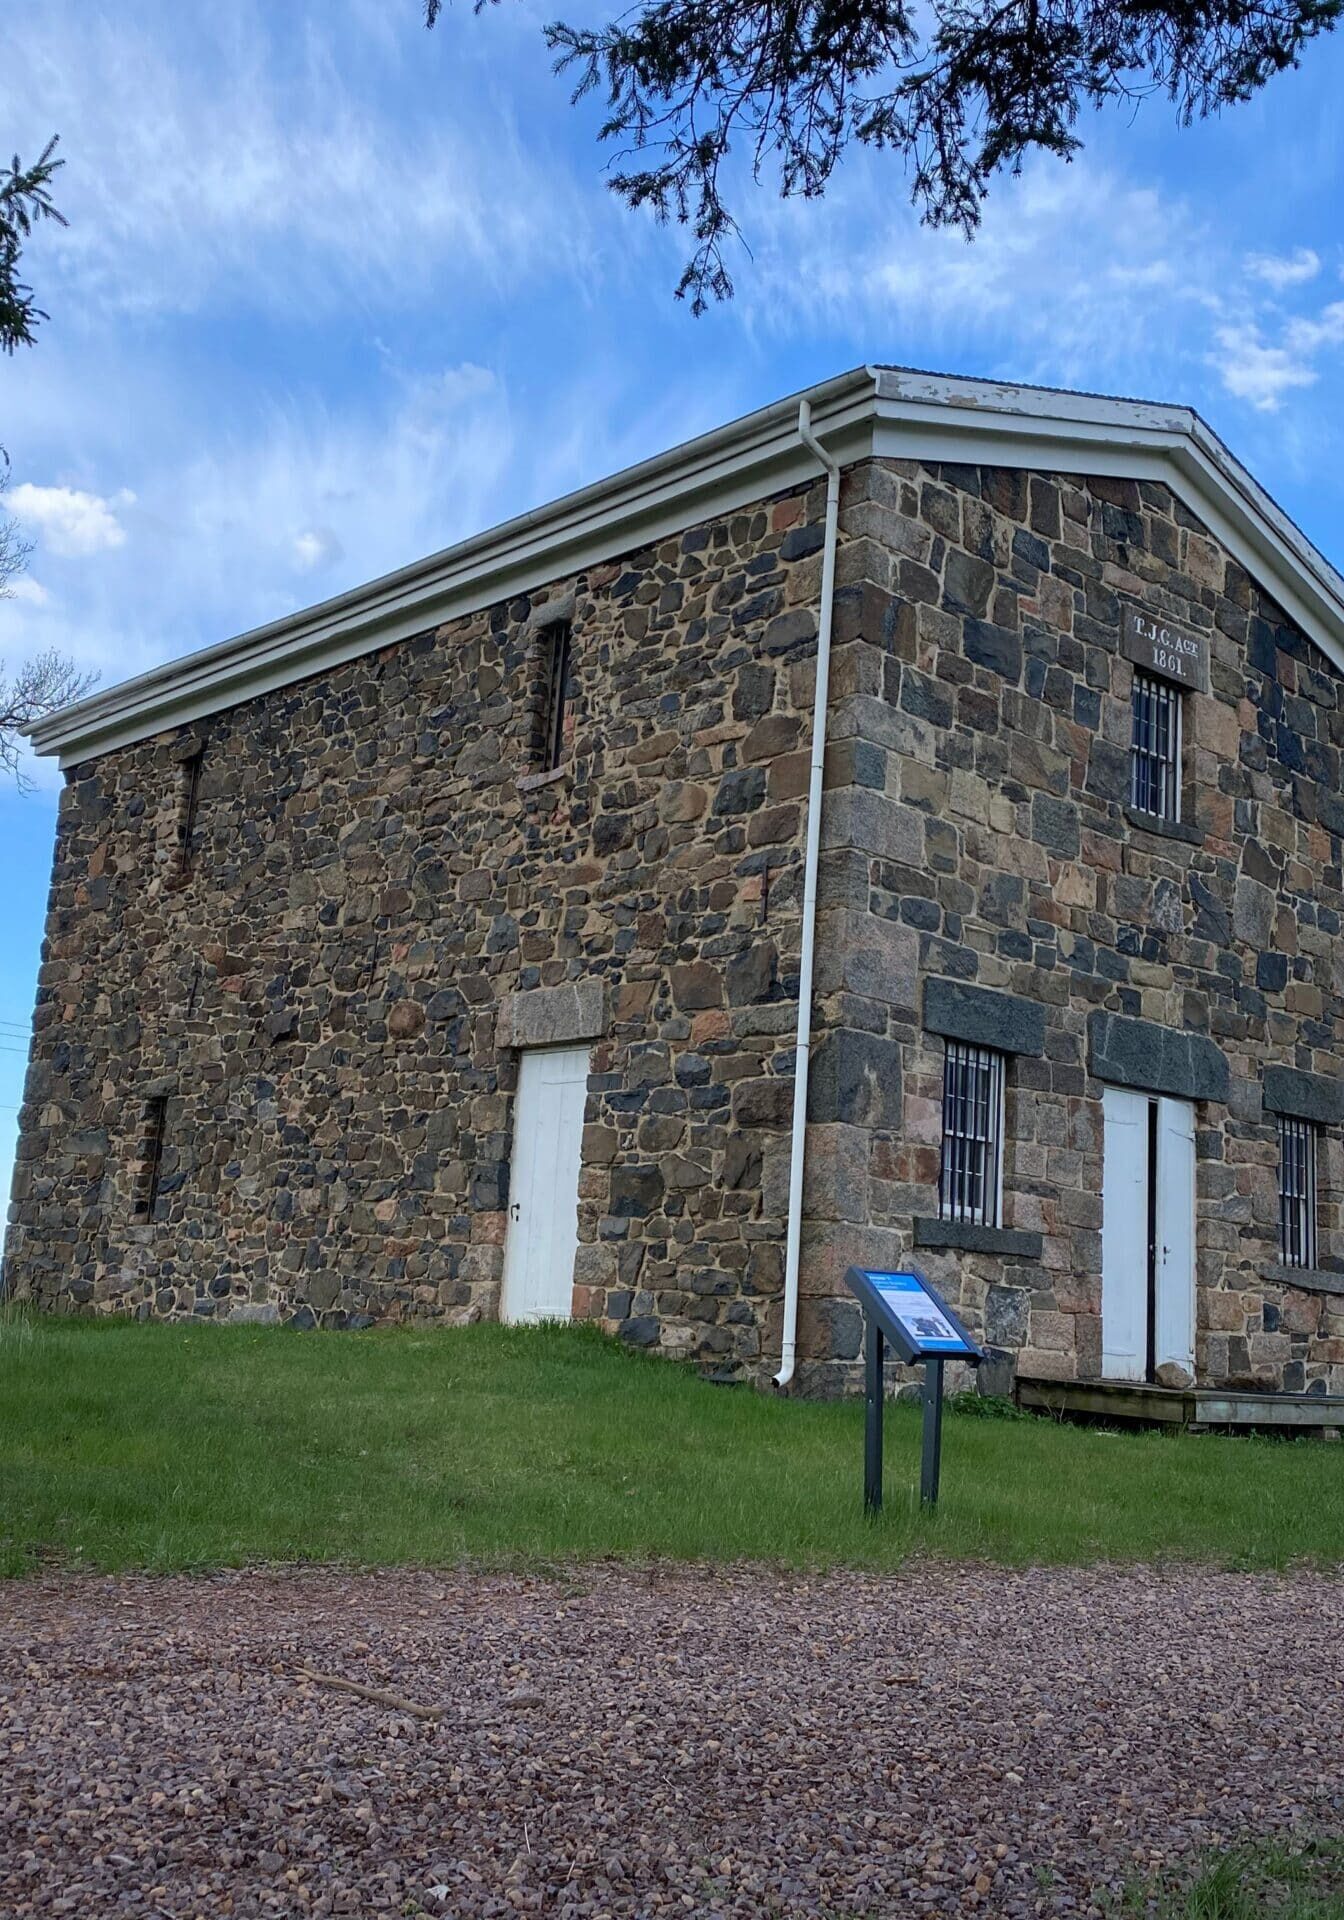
[9,366,1344,1396]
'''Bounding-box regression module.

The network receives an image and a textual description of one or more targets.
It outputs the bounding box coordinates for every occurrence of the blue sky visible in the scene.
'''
[3,0,1344,1211]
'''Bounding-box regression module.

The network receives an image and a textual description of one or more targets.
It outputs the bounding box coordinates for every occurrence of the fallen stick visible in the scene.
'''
[295,1665,445,1720]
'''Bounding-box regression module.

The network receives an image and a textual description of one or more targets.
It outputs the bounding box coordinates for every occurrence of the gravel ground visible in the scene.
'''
[2,1562,1342,1919]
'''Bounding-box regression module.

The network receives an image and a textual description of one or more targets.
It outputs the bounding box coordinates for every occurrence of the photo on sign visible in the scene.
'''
[867,1271,975,1354]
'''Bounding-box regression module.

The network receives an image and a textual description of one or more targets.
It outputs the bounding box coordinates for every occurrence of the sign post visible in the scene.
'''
[845,1266,983,1513]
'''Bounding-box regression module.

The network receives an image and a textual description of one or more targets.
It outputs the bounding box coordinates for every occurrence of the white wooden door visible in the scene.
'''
[1101,1086,1150,1380]
[501,1044,589,1324]
[1154,1096,1196,1377]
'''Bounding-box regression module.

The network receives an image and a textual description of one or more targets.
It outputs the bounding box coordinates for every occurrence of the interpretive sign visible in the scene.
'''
[1121,604,1210,694]
[844,1264,983,1514]
[853,1268,980,1361]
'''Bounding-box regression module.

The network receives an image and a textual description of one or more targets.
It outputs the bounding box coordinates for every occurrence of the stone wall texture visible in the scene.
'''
[6,450,1344,1395]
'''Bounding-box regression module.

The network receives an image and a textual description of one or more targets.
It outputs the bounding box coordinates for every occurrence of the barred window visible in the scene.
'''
[1131,671,1182,822]
[939,1042,1005,1228]
[1278,1115,1318,1269]
[540,621,573,772]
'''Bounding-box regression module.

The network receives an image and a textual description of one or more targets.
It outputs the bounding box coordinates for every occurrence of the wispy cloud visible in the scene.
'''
[10,2,606,327]
[1244,247,1321,289]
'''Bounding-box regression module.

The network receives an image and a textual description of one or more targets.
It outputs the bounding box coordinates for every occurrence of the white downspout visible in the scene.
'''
[774,399,841,1389]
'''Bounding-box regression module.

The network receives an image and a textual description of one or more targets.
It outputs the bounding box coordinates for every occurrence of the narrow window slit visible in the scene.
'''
[177,748,205,878]
[137,1095,169,1221]
[539,621,572,773]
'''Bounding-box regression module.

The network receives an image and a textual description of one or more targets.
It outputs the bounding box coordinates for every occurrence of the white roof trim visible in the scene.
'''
[31,364,1344,766]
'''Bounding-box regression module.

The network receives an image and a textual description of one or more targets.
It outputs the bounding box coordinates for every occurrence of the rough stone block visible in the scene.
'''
[1087,1011,1229,1103]
[498,980,607,1049]
[1263,1065,1344,1126]
[923,977,1046,1056]
[807,1030,902,1130]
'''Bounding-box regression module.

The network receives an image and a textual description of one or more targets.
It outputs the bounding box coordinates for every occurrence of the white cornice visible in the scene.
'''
[30,364,1344,766]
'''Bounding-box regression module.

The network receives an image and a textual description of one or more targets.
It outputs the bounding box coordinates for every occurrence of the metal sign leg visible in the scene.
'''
[920,1357,945,1508]
[864,1317,884,1516]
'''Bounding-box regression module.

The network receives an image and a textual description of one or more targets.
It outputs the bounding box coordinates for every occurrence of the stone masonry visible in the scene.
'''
[7,443,1344,1395]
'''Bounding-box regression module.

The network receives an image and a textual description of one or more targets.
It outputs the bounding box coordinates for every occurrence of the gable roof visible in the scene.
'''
[30,364,1344,767]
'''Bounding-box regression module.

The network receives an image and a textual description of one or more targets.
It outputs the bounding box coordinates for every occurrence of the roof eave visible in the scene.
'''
[30,364,1344,767]
[31,365,882,768]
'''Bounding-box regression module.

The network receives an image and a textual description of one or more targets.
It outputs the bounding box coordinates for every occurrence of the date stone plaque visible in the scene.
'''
[1121,604,1210,694]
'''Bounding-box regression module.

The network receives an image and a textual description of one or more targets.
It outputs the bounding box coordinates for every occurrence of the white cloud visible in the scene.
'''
[292,528,343,572]
[1244,247,1321,289]
[9,484,134,557]
[1211,301,1344,410]
[1211,325,1318,410]
[5,578,50,606]
[1285,301,1344,353]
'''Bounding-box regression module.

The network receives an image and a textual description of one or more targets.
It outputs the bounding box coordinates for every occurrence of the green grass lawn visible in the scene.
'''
[1,1314,1342,1576]
[1121,1840,1344,1918]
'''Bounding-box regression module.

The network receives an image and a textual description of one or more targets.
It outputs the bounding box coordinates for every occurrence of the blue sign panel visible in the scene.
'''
[863,1270,977,1356]
[843,1264,983,1365]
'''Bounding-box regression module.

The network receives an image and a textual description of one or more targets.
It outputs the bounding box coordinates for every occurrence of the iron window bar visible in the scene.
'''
[1130,670,1182,822]
[938,1040,1005,1228]
[1278,1114,1318,1269]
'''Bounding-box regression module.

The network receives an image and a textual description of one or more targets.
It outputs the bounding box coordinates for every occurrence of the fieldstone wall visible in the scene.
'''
[8,441,1344,1397]
[797,456,1344,1395]
[4,478,854,1377]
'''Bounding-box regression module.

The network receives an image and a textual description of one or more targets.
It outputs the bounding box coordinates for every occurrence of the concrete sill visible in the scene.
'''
[913,1218,1044,1259]
[1122,805,1202,846]
[1261,1262,1344,1297]
[515,765,568,796]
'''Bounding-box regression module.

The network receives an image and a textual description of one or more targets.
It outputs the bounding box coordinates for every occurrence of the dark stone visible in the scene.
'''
[923,977,1046,1056]
[1087,1011,1229,1102]
[721,1135,761,1190]
[913,1219,1045,1259]
[1260,1264,1344,1296]
[963,619,1022,682]
[985,1284,1031,1347]
[1123,806,1202,846]
[807,1031,902,1129]
[713,768,766,815]
[609,1165,665,1217]
[943,550,995,619]
[780,524,825,560]
[470,1162,508,1211]
[1263,1065,1344,1125]
[732,1076,795,1127]
[1256,952,1289,993]
[618,1316,660,1346]
[732,664,775,720]
[726,941,775,1005]
[1032,793,1080,859]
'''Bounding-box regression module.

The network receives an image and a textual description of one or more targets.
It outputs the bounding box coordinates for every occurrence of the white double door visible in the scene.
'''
[500,1044,589,1324]
[1101,1087,1196,1382]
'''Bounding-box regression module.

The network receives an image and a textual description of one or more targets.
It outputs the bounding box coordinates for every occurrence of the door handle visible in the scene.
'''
[510,1202,521,1222]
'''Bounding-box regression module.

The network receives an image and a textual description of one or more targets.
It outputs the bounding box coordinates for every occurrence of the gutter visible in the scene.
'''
[774,399,841,1391]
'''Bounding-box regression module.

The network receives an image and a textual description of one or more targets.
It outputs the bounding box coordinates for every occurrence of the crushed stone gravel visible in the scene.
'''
[2,1561,1342,1917]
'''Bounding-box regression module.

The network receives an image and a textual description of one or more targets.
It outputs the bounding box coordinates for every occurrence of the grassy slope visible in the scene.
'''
[1,1316,1341,1576]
